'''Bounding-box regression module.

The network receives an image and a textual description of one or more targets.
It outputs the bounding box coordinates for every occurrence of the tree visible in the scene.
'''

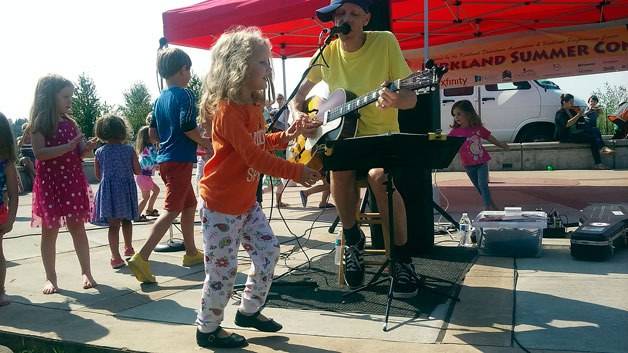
[120,82,152,135]
[592,82,628,134]
[188,72,203,104]
[10,118,28,139]
[72,73,102,138]
[101,101,119,115]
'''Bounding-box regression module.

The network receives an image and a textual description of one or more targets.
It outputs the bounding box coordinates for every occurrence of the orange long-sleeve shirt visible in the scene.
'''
[199,100,303,215]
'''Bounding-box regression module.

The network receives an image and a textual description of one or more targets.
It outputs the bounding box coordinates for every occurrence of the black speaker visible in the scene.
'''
[398,90,441,133]
[395,91,443,254]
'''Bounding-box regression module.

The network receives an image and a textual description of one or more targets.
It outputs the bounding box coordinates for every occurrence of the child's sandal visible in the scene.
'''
[110,258,126,269]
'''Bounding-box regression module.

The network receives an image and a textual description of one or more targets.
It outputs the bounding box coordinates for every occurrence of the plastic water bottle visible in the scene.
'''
[334,233,342,265]
[458,213,473,247]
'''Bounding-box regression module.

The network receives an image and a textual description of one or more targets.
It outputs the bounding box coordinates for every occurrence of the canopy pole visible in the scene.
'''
[423,0,429,63]
[282,56,287,97]
[423,0,440,131]
[280,43,287,97]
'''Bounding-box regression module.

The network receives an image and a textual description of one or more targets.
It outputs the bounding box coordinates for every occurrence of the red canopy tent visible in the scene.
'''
[163,0,628,58]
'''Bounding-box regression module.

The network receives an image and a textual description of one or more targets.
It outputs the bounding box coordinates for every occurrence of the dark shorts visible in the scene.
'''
[20,147,35,163]
[330,168,371,180]
[159,162,197,212]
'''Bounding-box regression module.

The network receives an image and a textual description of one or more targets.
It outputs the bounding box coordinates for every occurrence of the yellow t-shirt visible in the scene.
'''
[306,31,412,136]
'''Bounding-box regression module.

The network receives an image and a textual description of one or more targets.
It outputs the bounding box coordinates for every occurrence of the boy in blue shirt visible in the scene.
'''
[128,48,210,283]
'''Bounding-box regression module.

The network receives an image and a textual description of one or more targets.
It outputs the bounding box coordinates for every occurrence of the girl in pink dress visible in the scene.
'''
[134,126,160,221]
[0,112,19,307]
[448,100,509,210]
[29,74,99,294]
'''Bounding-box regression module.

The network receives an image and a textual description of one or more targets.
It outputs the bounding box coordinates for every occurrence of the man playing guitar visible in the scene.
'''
[290,0,420,298]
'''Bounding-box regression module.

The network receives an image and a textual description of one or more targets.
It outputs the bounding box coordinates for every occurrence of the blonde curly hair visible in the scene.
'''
[199,26,275,128]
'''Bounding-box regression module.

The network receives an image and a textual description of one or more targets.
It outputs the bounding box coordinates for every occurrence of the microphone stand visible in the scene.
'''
[257,28,340,203]
[266,28,338,132]
[246,29,342,292]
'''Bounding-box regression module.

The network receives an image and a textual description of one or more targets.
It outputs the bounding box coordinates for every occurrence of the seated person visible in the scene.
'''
[554,93,614,170]
[583,95,602,128]
[609,101,628,140]
[291,0,420,298]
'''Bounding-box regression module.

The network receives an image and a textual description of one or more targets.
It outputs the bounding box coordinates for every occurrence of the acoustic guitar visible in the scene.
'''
[287,62,447,171]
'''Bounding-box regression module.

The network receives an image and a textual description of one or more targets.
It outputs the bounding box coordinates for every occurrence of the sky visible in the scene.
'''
[1,1,627,121]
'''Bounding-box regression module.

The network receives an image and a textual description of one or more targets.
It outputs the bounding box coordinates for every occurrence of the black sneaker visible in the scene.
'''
[343,232,365,289]
[392,262,418,298]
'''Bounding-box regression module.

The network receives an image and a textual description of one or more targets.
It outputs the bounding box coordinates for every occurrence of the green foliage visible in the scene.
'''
[592,82,628,114]
[592,82,628,135]
[187,71,203,104]
[72,73,102,138]
[101,101,119,115]
[120,82,152,135]
[10,118,28,139]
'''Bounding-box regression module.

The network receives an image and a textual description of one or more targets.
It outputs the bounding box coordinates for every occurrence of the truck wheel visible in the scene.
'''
[515,125,554,143]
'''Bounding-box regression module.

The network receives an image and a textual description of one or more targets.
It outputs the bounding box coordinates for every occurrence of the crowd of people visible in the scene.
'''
[0,0,623,349]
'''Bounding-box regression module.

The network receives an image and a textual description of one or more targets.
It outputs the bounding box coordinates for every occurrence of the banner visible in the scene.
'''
[405,20,628,89]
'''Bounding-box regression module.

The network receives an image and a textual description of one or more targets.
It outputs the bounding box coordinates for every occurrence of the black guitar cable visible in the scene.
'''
[512,257,532,353]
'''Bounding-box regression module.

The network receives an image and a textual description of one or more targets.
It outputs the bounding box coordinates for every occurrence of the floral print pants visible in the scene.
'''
[195,203,280,333]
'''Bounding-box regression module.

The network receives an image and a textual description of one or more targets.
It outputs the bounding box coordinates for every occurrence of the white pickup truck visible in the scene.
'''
[439,80,586,143]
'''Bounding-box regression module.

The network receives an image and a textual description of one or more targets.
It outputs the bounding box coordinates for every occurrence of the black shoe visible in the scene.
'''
[196,327,247,348]
[343,232,365,289]
[235,310,283,332]
[392,262,418,299]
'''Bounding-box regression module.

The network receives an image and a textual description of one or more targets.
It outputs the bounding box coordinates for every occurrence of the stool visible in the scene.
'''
[337,179,390,287]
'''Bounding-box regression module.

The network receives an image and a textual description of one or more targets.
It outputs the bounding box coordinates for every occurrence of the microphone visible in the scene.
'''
[326,23,351,36]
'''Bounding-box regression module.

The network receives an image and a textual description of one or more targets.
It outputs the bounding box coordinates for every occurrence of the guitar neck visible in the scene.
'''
[328,80,400,121]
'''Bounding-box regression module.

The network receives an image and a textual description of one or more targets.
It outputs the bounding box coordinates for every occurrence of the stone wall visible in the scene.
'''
[442,139,627,171]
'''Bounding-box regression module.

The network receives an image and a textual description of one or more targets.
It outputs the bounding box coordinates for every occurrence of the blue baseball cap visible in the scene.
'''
[316,0,373,22]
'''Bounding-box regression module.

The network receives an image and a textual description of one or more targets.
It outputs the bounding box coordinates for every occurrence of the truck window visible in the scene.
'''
[485,81,531,91]
[443,86,474,96]
[535,80,560,90]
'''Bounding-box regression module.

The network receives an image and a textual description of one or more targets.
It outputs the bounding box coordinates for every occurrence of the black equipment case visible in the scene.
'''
[570,204,628,260]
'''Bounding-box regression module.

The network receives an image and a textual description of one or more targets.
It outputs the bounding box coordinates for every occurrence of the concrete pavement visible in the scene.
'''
[0,169,627,352]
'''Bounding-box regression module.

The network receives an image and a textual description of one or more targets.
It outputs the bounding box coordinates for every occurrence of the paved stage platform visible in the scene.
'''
[1,169,627,352]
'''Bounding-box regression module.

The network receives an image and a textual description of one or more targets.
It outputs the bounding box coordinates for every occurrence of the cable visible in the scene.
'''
[511,257,532,353]
[257,174,334,276]
[231,206,334,296]
[433,169,458,240]
[276,196,328,272]
[273,247,335,281]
